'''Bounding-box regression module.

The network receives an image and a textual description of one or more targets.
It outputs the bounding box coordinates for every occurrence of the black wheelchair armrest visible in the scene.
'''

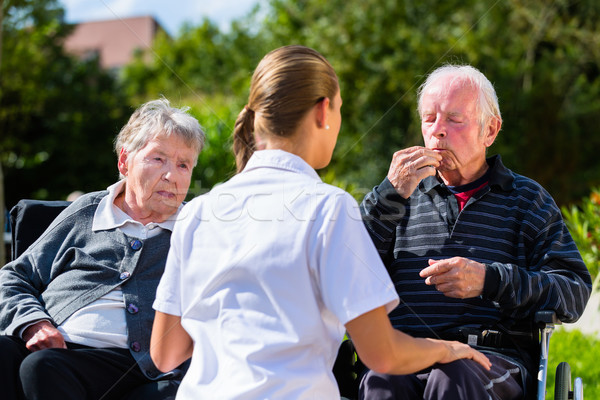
[534,310,561,328]
[535,310,563,400]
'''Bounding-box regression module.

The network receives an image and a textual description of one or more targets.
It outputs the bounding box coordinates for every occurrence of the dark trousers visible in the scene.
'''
[359,353,525,400]
[0,335,170,400]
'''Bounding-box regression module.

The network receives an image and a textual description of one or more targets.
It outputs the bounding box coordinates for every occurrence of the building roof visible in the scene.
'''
[63,16,165,70]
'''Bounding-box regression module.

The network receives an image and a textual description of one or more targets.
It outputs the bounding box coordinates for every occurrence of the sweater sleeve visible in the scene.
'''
[359,178,408,267]
[482,189,592,323]
[0,201,84,336]
[0,234,61,336]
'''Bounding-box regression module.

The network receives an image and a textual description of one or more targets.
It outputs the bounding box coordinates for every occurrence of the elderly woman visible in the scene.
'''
[0,98,205,400]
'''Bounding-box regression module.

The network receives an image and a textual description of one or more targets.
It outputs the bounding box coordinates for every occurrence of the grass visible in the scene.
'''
[544,328,600,399]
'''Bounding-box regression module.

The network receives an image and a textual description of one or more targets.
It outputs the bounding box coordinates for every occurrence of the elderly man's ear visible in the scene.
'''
[484,117,502,148]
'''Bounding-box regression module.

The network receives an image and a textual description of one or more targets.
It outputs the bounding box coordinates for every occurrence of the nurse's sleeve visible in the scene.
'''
[153,223,185,317]
[315,191,399,326]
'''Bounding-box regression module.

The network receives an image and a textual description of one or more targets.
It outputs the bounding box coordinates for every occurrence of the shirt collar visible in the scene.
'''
[243,149,321,181]
[92,179,180,232]
[486,154,515,191]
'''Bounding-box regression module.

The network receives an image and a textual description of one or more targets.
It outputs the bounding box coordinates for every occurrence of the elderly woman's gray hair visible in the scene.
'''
[114,98,205,177]
[417,64,502,134]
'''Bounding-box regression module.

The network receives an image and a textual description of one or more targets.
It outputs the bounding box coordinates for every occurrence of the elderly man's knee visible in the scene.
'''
[359,369,421,400]
[424,360,490,399]
[429,359,482,382]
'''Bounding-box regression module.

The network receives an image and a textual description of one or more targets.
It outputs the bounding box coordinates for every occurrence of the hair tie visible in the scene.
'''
[244,105,255,115]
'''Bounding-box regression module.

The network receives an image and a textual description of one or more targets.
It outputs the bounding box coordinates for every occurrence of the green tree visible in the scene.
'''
[562,187,600,292]
[259,0,600,204]
[122,18,267,102]
[0,0,130,210]
[489,0,600,205]
[121,15,270,190]
[185,94,241,197]
[121,0,600,205]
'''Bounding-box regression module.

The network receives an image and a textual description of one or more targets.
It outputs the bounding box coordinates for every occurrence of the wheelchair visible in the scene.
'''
[333,308,584,399]
[6,199,179,400]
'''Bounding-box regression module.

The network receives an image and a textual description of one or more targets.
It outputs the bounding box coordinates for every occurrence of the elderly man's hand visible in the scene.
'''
[420,257,486,298]
[387,147,442,198]
[23,320,67,352]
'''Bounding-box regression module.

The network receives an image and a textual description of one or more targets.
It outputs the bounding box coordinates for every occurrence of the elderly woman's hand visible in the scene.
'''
[22,320,67,352]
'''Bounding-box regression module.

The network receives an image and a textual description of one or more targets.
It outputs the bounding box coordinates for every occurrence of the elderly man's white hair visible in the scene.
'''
[417,64,502,134]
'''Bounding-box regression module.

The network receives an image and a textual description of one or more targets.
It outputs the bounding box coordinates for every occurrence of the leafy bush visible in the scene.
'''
[562,188,600,292]
[546,328,600,399]
[184,94,242,199]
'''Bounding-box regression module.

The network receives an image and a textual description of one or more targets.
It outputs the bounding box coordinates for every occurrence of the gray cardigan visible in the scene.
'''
[0,190,175,380]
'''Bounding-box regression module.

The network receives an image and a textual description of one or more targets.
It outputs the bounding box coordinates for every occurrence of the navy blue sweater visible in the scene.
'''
[360,155,591,340]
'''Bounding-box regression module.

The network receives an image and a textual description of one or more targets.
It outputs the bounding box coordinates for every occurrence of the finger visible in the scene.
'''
[420,259,449,278]
[416,164,437,172]
[26,338,43,352]
[426,275,454,287]
[420,267,434,279]
[27,338,64,351]
[415,151,443,169]
[472,350,492,370]
[394,147,441,166]
[425,274,456,290]
[414,164,438,182]
[398,151,441,173]
[26,330,66,352]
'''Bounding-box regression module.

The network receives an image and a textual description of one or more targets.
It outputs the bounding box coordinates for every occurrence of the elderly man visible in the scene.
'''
[0,98,205,400]
[359,65,591,399]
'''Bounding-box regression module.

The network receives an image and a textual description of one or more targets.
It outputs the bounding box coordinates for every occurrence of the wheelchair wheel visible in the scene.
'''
[554,362,571,400]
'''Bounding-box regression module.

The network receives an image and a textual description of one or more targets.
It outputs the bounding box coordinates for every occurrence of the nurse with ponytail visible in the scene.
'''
[150,45,490,399]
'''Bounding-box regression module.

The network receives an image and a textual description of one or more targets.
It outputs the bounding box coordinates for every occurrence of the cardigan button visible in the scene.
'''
[130,341,141,352]
[127,303,139,314]
[119,271,130,280]
[130,239,142,251]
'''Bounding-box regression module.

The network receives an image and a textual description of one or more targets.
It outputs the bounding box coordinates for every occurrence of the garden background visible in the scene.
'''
[1,0,600,398]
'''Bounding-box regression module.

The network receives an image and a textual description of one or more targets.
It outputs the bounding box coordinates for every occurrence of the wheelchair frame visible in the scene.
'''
[536,311,583,400]
[334,312,584,399]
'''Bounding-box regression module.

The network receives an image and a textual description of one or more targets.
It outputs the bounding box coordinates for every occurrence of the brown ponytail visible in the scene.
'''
[233,45,339,173]
[233,106,256,172]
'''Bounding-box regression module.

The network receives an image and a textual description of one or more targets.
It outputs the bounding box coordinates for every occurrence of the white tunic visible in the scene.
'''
[154,150,398,399]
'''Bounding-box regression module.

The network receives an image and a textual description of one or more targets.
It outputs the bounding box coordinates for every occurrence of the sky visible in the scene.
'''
[60,0,266,36]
